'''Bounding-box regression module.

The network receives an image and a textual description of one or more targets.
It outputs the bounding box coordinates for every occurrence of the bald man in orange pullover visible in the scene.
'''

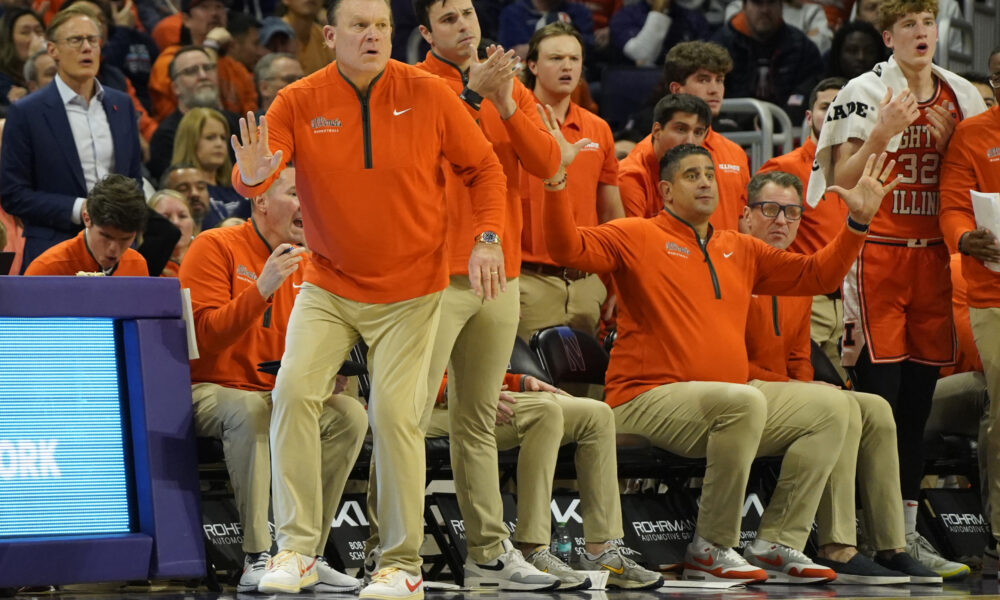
[540,108,899,582]
[229,0,507,595]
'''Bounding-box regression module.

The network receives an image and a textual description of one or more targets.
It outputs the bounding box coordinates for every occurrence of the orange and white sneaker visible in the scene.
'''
[683,536,768,583]
[359,567,424,599]
[257,549,319,593]
[743,539,836,584]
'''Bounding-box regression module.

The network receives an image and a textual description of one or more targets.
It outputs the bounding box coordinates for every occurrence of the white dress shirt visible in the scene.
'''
[54,74,115,224]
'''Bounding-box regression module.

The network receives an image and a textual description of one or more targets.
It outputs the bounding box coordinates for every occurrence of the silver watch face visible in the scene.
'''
[479,231,500,244]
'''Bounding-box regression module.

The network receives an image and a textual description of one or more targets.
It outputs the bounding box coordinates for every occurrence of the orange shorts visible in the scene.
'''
[841,239,956,367]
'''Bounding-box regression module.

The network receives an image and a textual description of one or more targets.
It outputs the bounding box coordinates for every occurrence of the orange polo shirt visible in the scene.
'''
[24,230,148,276]
[542,188,865,408]
[520,100,618,266]
[745,292,814,382]
[704,127,750,232]
[232,60,507,303]
[619,135,660,219]
[149,46,258,120]
[758,136,848,255]
[179,220,303,391]
[416,52,559,279]
[940,105,1000,309]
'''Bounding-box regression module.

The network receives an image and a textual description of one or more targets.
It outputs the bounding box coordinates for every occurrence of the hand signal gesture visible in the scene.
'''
[536,103,590,168]
[826,152,899,225]
[231,111,284,187]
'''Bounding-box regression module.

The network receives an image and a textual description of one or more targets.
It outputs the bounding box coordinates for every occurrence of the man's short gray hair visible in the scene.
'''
[253,52,297,87]
[22,48,47,84]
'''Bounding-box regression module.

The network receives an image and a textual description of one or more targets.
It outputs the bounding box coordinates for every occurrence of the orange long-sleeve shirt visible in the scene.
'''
[616,130,749,231]
[179,219,303,390]
[940,253,983,376]
[520,100,618,266]
[704,127,750,231]
[618,134,659,219]
[436,371,525,404]
[149,47,257,121]
[745,292,814,382]
[542,188,865,407]
[758,137,847,255]
[416,52,559,278]
[24,230,148,276]
[940,106,1000,308]
[233,60,507,303]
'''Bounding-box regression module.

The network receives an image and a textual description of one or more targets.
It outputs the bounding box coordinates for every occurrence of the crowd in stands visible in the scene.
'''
[0,0,998,596]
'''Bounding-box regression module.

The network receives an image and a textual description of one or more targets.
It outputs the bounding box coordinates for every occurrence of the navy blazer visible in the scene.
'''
[0,81,143,268]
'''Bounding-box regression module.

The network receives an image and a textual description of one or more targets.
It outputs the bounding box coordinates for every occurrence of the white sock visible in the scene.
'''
[693,533,720,548]
[748,538,777,553]
[904,499,919,535]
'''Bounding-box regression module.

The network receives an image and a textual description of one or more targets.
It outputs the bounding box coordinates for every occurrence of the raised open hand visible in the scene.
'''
[826,152,900,225]
[536,103,591,168]
[231,112,284,187]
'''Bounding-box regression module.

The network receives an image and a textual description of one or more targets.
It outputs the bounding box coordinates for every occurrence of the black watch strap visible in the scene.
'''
[460,87,484,110]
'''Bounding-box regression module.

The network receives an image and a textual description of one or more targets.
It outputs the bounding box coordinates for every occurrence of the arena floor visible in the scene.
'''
[11,576,1000,600]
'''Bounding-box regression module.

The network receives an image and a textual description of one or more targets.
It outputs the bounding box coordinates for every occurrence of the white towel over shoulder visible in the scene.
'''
[805,56,987,208]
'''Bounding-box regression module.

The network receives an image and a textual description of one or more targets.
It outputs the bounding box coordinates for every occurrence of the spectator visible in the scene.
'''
[854,0,879,22]
[171,107,249,224]
[226,10,263,71]
[722,0,832,54]
[160,162,216,226]
[149,2,180,50]
[177,165,367,593]
[608,0,712,66]
[147,187,194,275]
[826,20,885,80]
[137,0,178,34]
[960,71,996,108]
[148,45,239,180]
[257,15,295,53]
[280,0,333,75]
[991,45,999,75]
[710,0,821,123]
[22,46,55,90]
[24,174,149,275]
[498,0,594,59]
[0,6,142,271]
[252,50,300,113]
[0,7,44,105]
[147,0,257,120]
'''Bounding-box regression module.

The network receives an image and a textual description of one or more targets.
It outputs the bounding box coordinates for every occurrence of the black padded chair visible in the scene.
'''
[509,336,553,385]
[810,339,846,387]
[530,326,609,386]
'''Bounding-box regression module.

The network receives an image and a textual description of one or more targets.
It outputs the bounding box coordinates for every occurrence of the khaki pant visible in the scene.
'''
[424,276,520,563]
[517,271,606,340]
[614,380,847,549]
[192,383,368,554]
[811,294,848,384]
[969,307,1000,541]
[427,392,623,546]
[926,371,990,512]
[815,390,904,551]
[271,283,441,572]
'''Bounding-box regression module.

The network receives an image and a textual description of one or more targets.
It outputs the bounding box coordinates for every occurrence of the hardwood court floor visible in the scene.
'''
[7,576,1000,600]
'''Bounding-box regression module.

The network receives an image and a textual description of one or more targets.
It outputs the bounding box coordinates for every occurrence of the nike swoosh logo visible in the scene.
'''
[393,108,412,116]
[692,555,714,567]
[723,252,734,258]
[406,577,423,592]
[601,564,625,575]
[292,283,303,288]
[301,558,316,575]
[756,554,783,567]
[476,559,505,571]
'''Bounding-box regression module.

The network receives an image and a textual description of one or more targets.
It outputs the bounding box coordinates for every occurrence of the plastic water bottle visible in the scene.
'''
[552,522,572,563]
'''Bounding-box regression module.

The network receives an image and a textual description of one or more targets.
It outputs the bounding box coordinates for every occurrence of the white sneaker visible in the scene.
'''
[524,546,591,590]
[683,536,768,583]
[743,539,836,584]
[359,567,424,599]
[257,549,319,593]
[316,555,361,592]
[236,552,270,592]
[463,539,560,590]
[362,546,383,585]
[905,532,971,581]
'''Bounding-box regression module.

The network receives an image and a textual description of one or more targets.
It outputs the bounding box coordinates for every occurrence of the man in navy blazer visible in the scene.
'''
[0,6,142,272]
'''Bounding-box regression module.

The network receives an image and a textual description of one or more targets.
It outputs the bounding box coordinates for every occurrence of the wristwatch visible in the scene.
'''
[475,231,501,244]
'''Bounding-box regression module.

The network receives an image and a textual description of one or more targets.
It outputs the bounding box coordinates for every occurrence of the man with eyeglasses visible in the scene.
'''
[741,170,940,584]
[253,52,303,115]
[940,56,1000,577]
[148,45,241,181]
[0,6,142,272]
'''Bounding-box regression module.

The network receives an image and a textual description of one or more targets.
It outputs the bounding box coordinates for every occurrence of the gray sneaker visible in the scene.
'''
[578,545,664,590]
[905,532,970,581]
[524,547,591,591]
[463,539,561,591]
